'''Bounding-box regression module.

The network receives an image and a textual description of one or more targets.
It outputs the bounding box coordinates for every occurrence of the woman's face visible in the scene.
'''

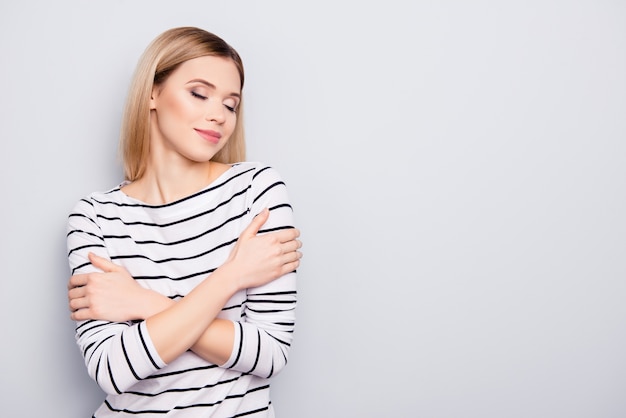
[149,55,241,164]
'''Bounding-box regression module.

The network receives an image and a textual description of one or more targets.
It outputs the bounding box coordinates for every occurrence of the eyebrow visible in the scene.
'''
[186,79,241,98]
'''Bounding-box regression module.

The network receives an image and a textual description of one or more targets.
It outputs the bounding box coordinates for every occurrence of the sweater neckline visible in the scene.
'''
[116,164,238,208]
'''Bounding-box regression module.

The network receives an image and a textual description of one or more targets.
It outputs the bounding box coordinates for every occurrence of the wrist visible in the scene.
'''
[213,262,243,294]
[137,288,175,320]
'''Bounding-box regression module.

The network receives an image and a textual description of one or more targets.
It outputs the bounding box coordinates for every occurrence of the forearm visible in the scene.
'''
[143,294,235,364]
[190,319,235,365]
[137,283,235,365]
[145,264,238,364]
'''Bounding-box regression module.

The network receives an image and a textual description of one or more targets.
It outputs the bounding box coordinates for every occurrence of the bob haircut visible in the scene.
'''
[120,27,246,181]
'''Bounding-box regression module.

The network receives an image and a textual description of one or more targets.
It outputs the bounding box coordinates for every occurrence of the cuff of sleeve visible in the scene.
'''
[137,321,167,371]
[220,321,242,369]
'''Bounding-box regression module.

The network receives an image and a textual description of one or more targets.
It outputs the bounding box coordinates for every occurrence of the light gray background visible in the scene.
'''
[1,1,625,417]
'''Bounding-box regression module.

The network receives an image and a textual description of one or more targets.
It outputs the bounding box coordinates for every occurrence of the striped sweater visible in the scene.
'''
[66,162,297,417]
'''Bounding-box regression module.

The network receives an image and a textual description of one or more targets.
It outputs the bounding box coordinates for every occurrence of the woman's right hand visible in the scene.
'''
[67,253,167,322]
[224,208,302,290]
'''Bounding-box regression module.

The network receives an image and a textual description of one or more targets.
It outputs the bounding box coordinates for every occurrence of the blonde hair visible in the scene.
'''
[120,27,246,181]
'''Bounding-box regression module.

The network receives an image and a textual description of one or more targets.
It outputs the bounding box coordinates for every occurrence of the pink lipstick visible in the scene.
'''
[195,128,222,144]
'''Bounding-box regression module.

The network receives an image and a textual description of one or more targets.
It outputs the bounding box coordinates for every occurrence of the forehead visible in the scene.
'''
[169,55,242,91]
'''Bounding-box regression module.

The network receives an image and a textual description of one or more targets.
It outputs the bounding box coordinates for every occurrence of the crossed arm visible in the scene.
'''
[67,208,302,366]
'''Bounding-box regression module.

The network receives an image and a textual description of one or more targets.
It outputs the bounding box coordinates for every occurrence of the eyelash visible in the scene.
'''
[190,91,207,100]
[191,91,237,113]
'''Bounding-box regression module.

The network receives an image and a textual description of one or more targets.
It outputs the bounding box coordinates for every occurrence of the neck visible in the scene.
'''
[137,159,214,205]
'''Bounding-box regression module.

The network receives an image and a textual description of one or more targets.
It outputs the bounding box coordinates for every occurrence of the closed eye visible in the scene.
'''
[224,104,236,113]
[191,91,207,100]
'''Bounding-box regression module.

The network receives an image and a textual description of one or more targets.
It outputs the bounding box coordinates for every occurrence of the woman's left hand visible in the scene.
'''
[68,253,164,322]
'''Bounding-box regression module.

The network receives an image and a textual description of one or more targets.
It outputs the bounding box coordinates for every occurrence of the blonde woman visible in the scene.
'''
[66,27,301,417]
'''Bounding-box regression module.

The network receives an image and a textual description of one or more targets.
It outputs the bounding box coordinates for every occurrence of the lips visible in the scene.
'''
[194,128,222,145]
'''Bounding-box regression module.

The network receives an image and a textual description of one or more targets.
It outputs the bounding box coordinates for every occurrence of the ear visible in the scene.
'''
[149,86,159,110]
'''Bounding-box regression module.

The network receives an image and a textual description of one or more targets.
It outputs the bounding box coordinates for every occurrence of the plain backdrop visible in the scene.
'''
[1,1,625,417]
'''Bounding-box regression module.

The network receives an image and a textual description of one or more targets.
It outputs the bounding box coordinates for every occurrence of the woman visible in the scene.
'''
[66,27,301,417]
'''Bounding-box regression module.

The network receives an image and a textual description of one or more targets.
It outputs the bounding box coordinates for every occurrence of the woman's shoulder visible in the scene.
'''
[231,161,284,180]
[69,182,128,213]
[232,160,270,171]
[83,182,127,202]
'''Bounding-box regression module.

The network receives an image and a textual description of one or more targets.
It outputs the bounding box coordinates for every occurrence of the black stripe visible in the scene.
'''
[82,341,95,358]
[107,356,122,394]
[266,333,291,347]
[110,235,238,264]
[252,166,272,181]
[252,181,285,205]
[148,363,219,379]
[230,405,270,418]
[77,321,110,338]
[94,166,255,210]
[75,319,96,332]
[247,290,297,297]
[125,376,240,397]
[229,322,245,368]
[269,202,293,212]
[247,307,296,314]
[95,186,249,229]
[95,352,102,388]
[87,335,114,364]
[138,324,160,369]
[104,384,270,414]
[104,211,246,246]
[121,332,141,380]
[247,329,261,374]
[258,225,295,235]
[104,398,169,414]
[67,209,97,225]
[132,266,216,282]
[245,299,294,304]
[267,358,275,379]
[67,243,104,257]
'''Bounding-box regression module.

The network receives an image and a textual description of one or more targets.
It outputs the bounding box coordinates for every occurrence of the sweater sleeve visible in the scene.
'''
[66,197,166,395]
[221,165,298,378]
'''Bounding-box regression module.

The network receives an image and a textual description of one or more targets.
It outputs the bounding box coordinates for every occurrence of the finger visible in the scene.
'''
[282,250,302,265]
[282,239,302,253]
[71,308,93,322]
[68,286,86,301]
[281,258,301,275]
[69,296,89,312]
[68,274,88,290]
[273,228,300,243]
[292,250,303,262]
[240,208,269,239]
[88,252,120,273]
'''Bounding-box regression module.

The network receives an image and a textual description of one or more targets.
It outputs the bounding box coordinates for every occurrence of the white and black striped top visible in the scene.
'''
[66,162,297,417]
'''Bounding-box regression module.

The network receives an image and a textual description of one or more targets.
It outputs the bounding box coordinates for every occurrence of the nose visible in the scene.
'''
[205,99,226,124]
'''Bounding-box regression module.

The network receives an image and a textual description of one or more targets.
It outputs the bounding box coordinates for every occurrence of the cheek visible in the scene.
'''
[223,116,238,138]
[159,93,199,125]
[172,95,198,120]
